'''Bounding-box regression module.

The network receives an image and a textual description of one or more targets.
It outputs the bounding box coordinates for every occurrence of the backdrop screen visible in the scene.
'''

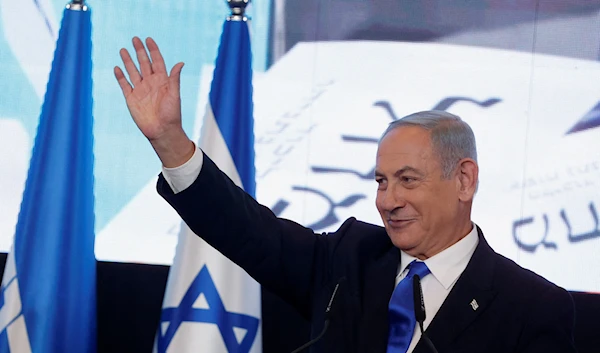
[1,1,599,293]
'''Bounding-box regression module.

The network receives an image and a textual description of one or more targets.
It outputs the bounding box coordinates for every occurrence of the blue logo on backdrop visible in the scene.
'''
[566,101,600,134]
[156,266,259,353]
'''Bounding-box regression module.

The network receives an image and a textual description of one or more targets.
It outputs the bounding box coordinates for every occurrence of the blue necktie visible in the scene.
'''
[387,261,431,353]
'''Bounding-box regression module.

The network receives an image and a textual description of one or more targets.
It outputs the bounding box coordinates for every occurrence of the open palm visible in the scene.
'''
[114,37,184,142]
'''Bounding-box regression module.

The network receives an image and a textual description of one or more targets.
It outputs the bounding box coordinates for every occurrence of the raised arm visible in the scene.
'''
[114,36,194,168]
[114,37,328,319]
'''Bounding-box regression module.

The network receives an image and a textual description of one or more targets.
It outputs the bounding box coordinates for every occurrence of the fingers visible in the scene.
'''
[146,37,167,75]
[114,66,133,96]
[132,36,153,78]
[119,48,141,86]
[169,62,185,96]
[117,36,176,97]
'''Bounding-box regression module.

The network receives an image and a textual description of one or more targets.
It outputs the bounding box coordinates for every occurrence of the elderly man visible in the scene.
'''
[115,37,577,353]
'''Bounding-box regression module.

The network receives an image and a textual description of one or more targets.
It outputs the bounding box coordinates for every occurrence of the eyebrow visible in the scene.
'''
[374,166,425,178]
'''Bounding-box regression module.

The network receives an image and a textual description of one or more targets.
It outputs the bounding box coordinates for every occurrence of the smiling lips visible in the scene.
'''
[387,218,416,228]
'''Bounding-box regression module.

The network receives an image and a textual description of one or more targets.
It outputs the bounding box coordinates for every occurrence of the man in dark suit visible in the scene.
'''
[114,37,577,352]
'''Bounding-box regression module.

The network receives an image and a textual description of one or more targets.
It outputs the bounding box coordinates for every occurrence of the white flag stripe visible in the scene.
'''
[199,105,243,187]
[0,252,20,333]
[6,316,31,353]
[0,278,21,333]
[0,251,31,353]
[167,323,226,353]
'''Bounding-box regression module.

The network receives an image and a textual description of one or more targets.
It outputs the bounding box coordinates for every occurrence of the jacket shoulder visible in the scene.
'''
[326,217,391,253]
[492,252,566,295]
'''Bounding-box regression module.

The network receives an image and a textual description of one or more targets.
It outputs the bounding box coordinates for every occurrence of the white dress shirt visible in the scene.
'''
[162,147,480,352]
[162,146,204,193]
[397,225,479,352]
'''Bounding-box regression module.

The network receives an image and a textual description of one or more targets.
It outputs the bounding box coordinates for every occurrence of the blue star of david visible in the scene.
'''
[156,265,259,353]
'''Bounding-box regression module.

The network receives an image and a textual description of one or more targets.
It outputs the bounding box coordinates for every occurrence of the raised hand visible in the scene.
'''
[115,37,194,167]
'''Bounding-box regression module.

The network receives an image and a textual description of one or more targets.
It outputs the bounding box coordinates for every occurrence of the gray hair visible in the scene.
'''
[380,110,477,179]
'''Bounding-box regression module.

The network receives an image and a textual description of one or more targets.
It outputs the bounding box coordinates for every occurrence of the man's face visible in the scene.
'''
[375,126,463,258]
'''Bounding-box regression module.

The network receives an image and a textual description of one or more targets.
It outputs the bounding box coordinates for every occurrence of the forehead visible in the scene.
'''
[376,126,439,174]
[378,126,433,156]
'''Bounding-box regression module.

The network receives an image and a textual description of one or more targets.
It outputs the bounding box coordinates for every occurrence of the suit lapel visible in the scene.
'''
[357,245,399,353]
[414,228,498,352]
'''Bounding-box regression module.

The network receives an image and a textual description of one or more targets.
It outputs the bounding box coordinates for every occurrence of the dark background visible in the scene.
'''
[4,255,592,352]
[97,259,598,352]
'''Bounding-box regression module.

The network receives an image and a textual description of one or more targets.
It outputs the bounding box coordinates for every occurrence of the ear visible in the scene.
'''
[456,158,478,202]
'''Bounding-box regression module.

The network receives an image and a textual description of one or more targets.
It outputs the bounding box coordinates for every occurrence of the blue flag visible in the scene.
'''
[207,17,256,197]
[0,3,96,353]
[155,13,261,353]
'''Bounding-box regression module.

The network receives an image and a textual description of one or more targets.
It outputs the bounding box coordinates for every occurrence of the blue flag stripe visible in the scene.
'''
[209,19,255,197]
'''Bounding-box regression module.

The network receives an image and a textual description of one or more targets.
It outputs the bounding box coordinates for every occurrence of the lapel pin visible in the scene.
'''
[470,299,479,311]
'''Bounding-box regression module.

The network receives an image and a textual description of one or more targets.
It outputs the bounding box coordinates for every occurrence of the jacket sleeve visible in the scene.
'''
[157,153,331,319]
[518,286,578,353]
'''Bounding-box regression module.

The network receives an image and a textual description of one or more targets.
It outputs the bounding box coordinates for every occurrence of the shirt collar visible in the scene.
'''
[398,223,479,290]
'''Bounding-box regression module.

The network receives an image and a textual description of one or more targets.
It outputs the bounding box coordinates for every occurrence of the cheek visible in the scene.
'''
[435,186,459,211]
[374,191,385,211]
[422,193,456,226]
[405,197,434,226]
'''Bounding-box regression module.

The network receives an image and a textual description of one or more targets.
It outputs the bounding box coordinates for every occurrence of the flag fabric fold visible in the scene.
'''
[155,16,261,353]
[0,4,96,353]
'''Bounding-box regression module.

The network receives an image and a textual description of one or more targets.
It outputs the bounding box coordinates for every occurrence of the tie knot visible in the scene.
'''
[407,261,430,279]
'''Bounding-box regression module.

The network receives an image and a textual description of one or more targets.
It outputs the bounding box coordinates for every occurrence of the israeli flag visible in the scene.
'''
[0,3,96,353]
[154,12,262,353]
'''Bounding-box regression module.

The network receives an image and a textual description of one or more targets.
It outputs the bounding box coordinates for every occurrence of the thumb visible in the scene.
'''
[169,62,185,95]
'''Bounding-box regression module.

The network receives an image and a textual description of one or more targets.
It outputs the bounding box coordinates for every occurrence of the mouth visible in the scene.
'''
[387,218,415,228]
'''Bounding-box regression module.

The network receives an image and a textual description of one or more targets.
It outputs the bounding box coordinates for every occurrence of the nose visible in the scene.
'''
[377,183,406,212]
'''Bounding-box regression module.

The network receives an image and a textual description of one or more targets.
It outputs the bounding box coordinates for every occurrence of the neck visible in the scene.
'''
[412,220,473,260]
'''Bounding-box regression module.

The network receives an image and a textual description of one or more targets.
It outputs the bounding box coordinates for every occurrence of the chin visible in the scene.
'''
[386,229,420,251]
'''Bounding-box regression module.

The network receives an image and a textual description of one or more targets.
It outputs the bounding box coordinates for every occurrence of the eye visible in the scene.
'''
[401,176,417,183]
[375,178,387,190]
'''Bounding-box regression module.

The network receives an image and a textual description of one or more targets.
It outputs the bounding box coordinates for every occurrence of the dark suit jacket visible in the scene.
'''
[158,154,577,353]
